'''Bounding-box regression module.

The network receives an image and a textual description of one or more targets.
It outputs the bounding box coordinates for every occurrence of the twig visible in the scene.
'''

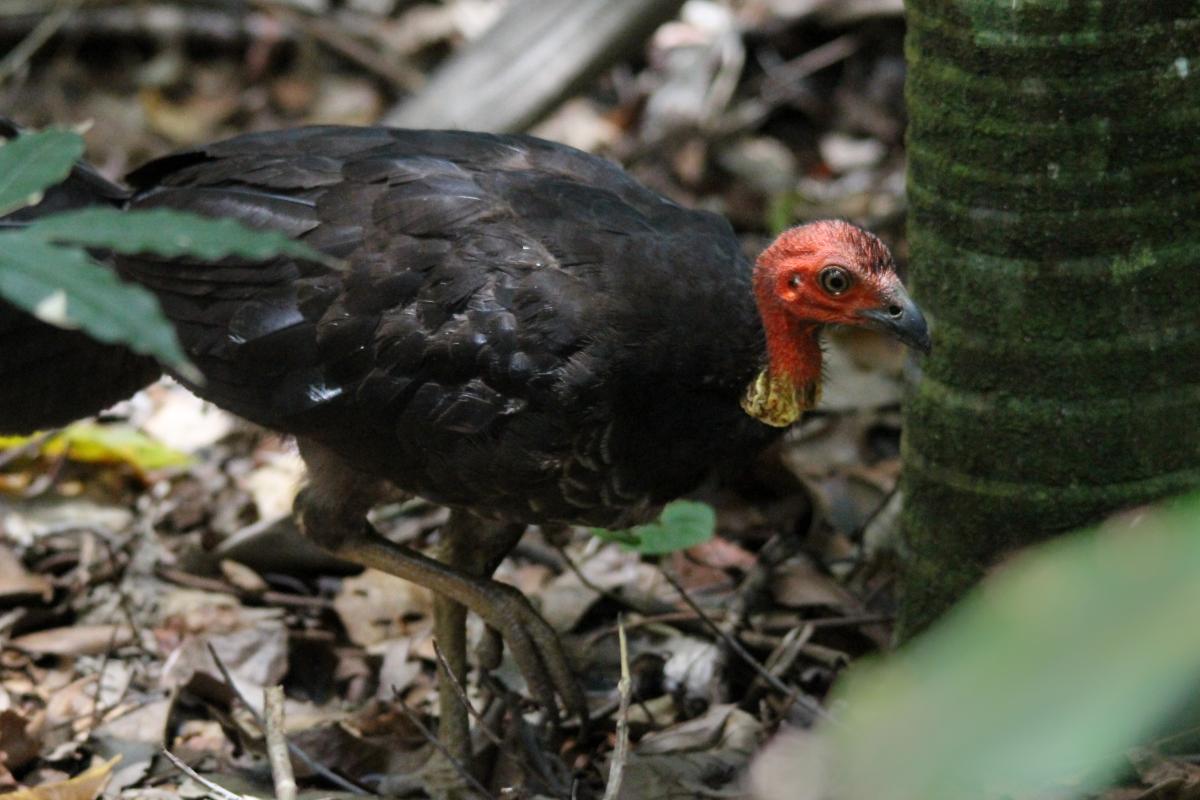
[601,617,632,800]
[583,610,707,646]
[0,0,77,84]
[432,641,504,748]
[481,674,574,796]
[585,609,895,646]
[161,748,250,800]
[156,566,333,609]
[205,644,373,796]
[658,569,836,724]
[390,694,497,800]
[255,1,423,91]
[264,687,297,800]
[707,34,863,141]
[87,626,120,731]
[0,430,53,469]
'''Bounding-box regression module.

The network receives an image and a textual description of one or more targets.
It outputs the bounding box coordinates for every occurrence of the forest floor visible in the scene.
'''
[0,2,1177,799]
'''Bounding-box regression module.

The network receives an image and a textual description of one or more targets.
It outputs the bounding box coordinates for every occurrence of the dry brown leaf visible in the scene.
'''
[333,569,433,647]
[9,625,132,657]
[615,705,762,800]
[2,755,120,800]
[0,546,52,603]
[44,676,98,732]
[667,536,750,594]
[218,559,268,594]
[160,624,288,704]
[0,709,40,773]
[239,449,305,521]
[770,557,858,610]
[94,699,170,745]
[539,544,664,632]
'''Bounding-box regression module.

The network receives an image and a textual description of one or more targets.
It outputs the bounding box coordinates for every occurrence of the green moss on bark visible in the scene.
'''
[899,0,1200,636]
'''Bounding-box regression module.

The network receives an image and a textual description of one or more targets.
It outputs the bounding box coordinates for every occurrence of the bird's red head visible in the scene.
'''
[744,220,930,426]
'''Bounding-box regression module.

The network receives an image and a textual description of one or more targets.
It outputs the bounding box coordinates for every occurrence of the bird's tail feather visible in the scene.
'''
[0,117,161,435]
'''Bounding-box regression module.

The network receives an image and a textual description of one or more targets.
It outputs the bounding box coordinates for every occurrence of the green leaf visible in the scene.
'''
[593,500,716,555]
[828,494,1200,800]
[0,232,191,373]
[0,128,84,216]
[26,207,333,266]
[591,527,641,547]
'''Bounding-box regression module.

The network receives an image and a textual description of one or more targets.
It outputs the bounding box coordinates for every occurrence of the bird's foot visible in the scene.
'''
[331,527,588,729]
[468,580,588,729]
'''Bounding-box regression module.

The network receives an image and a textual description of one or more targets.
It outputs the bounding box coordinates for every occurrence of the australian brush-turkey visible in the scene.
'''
[0,122,929,766]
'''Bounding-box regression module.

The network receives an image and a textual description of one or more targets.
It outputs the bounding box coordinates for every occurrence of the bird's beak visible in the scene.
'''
[856,285,932,354]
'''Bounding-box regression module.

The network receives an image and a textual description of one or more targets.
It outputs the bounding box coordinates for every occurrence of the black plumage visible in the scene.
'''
[97,126,777,528]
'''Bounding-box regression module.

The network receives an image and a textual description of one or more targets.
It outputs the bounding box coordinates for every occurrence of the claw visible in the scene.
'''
[476,582,588,727]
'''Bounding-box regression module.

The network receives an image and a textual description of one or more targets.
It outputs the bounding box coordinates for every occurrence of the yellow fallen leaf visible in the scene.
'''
[1,754,120,800]
[0,422,191,474]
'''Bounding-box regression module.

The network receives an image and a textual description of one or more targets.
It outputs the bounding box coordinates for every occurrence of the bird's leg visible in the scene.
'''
[433,512,472,768]
[295,441,587,762]
[433,511,525,768]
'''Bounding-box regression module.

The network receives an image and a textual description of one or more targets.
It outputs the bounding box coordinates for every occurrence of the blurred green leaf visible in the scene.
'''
[27,207,333,266]
[0,233,192,375]
[829,495,1200,800]
[593,500,716,554]
[0,128,84,216]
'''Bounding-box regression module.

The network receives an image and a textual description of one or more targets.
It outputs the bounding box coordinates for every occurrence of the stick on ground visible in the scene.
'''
[432,641,505,748]
[264,686,297,800]
[602,617,633,800]
[390,692,497,800]
[161,748,250,800]
[658,569,835,724]
[205,644,372,795]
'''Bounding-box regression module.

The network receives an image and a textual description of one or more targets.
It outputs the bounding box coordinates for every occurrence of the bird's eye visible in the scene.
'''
[788,274,802,289]
[819,266,851,296]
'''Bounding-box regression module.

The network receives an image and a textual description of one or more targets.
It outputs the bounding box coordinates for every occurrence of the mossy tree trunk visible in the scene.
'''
[900,1,1200,635]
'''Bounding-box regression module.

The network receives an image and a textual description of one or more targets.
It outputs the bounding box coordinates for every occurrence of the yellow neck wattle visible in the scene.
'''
[741,368,820,427]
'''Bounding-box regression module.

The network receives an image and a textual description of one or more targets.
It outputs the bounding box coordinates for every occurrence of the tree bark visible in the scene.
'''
[900,1,1200,635]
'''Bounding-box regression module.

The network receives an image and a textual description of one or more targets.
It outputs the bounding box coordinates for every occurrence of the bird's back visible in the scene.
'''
[121,126,775,525]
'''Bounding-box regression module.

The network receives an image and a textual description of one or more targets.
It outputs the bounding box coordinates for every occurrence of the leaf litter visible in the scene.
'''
[0,1,1131,798]
[0,346,908,798]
